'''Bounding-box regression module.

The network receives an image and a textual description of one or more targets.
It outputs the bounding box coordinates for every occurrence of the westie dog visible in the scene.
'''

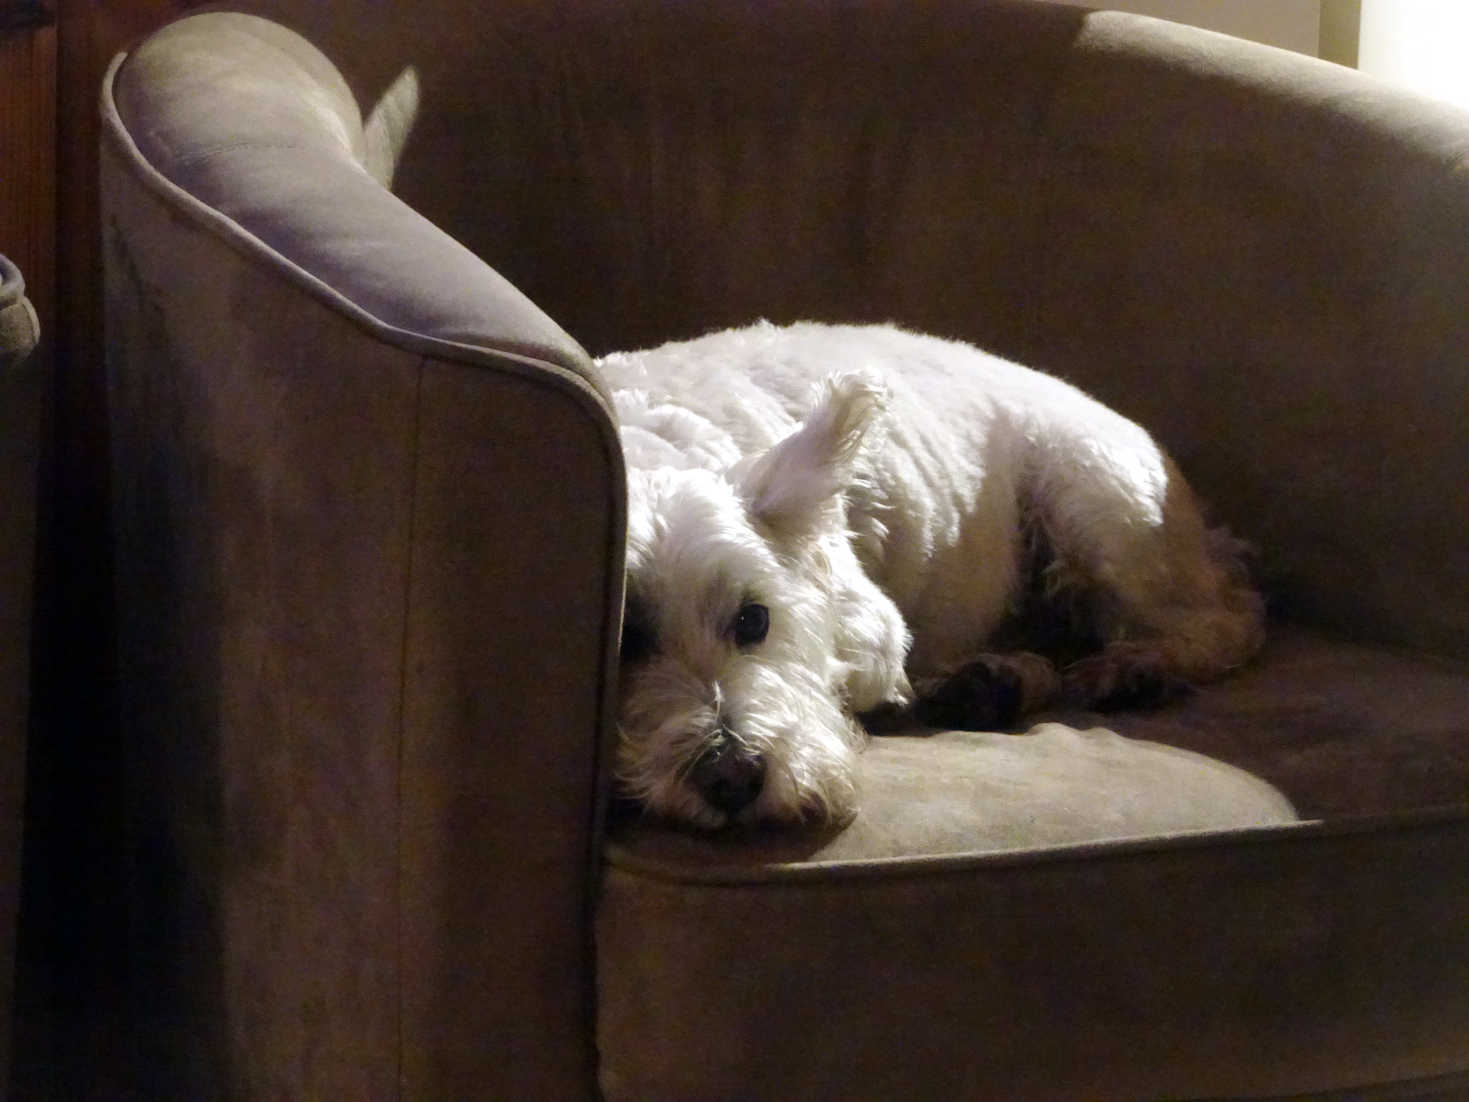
[602,321,1264,829]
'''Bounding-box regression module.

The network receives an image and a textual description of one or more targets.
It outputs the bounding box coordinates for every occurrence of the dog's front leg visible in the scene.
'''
[894,651,1061,731]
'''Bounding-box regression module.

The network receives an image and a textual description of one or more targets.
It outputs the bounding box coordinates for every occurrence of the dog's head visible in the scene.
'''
[615,373,912,828]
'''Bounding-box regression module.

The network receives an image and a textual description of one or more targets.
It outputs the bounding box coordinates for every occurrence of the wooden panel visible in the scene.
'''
[0,16,57,336]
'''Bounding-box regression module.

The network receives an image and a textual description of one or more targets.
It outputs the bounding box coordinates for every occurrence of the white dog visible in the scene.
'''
[602,321,1264,829]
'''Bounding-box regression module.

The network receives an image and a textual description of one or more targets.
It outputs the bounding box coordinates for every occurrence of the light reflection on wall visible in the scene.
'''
[1359,1,1469,110]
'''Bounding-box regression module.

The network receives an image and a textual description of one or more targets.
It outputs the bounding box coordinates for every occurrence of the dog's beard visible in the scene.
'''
[616,656,864,829]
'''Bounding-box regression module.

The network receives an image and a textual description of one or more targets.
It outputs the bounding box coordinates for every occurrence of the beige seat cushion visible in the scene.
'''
[612,722,1296,867]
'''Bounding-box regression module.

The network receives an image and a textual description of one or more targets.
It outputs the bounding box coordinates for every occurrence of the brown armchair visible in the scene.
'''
[102,2,1469,1098]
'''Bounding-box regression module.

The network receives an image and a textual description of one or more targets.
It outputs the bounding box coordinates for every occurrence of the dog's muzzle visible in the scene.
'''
[689,730,766,817]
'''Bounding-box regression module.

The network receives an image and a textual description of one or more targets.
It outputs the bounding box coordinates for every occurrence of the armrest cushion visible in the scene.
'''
[110,12,591,378]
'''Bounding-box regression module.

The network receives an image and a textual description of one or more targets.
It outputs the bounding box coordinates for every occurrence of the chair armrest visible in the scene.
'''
[103,14,624,1096]
[1029,12,1469,657]
[109,11,592,377]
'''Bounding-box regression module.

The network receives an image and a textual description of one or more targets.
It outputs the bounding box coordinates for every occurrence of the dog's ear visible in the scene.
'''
[737,371,888,534]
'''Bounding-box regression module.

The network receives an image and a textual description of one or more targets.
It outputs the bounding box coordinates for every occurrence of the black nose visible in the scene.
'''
[690,734,766,817]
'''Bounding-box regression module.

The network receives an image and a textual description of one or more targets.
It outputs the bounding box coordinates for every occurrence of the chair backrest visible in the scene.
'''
[153,0,1469,658]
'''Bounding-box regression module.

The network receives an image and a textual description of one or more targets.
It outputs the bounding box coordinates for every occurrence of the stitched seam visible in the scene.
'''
[393,356,426,1098]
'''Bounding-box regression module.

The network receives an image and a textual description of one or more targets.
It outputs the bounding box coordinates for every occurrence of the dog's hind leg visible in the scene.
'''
[1026,444,1265,711]
[1058,524,1264,709]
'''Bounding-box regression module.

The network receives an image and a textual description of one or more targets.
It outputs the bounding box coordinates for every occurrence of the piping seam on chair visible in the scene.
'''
[392,355,426,1099]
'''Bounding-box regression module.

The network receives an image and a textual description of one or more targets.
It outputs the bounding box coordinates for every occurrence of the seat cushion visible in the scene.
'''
[598,625,1469,1099]
[610,722,1295,867]
[1056,624,1469,820]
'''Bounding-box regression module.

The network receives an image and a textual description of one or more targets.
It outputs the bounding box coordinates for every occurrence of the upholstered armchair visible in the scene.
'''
[102,2,1469,1098]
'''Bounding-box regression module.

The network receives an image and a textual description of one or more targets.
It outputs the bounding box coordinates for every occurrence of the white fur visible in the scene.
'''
[603,321,1263,828]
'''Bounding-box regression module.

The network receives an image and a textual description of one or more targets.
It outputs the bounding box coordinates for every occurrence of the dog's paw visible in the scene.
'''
[1062,644,1192,711]
[911,652,1059,731]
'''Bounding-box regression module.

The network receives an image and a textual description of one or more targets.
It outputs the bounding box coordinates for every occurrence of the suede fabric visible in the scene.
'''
[184,0,1469,661]
[1059,627,1469,821]
[103,74,624,1098]
[101,2,1469,1099]
[112,13,594,385]
[608,628,1469,871]
[611,723,1296,867]
[1025,15,1469,663]
[600,815,1469,1101]
[601,627,1469,1098]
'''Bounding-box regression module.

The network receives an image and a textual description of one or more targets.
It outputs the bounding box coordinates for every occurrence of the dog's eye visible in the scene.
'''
[731,602,770,648]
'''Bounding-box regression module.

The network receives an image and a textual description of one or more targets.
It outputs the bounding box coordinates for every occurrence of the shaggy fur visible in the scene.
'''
[603,321,1264,829]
